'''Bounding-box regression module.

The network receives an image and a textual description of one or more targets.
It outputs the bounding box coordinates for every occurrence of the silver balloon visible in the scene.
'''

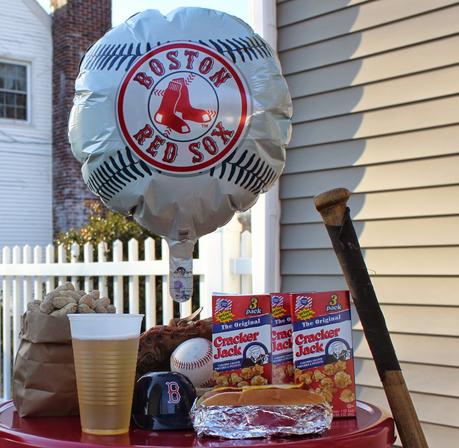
[69,8,292,302]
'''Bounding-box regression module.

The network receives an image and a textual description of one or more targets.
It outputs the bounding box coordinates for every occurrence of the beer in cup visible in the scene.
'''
[68,314,143,435]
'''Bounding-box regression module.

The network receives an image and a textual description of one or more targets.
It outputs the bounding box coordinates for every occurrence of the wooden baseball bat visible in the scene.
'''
[314,188,428,448]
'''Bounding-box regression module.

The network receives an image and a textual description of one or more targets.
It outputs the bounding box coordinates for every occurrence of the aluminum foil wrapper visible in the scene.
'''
[69,8,292,303]
[191,403,333,439]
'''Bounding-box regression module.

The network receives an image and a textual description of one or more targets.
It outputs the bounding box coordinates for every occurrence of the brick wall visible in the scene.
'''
[52,0,111,234]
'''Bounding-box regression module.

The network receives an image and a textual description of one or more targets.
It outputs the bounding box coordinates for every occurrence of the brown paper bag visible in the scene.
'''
[13,309,79,417]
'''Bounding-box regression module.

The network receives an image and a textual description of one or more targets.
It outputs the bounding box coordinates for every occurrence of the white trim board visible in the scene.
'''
[249,0,282,293]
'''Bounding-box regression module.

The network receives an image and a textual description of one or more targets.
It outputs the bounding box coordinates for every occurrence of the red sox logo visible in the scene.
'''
[117,42,250,174]
[165,381,181,404]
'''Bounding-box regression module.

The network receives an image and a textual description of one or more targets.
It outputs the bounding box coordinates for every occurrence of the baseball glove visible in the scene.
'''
[137,308,212,379]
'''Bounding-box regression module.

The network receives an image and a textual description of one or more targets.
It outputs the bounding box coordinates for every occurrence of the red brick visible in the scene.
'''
[52,0,111,234]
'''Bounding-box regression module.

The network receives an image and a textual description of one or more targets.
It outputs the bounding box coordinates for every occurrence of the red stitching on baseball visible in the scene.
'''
[171,343,212,372]
[153,89,165,96]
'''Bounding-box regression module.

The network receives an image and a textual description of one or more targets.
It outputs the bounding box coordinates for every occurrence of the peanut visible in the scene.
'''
[106,305,116,313]
[44,289,79,302]
[51,302,77,316]
[44,290,62,302]
[79,294,96,309]
[55,282,75,292]
[90,290,100,300]
[94,297,110,308]
[39,300,55,314]
[78,303,95,314]
[59,290,82,301]
[27,300,41,311]
[52,296,77,309]
[94,304,107,313]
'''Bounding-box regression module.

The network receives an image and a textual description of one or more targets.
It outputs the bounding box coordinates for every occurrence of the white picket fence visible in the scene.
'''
[0,222,252,399]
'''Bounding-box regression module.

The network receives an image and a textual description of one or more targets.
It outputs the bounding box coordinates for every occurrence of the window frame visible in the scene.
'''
[0,59,31,125]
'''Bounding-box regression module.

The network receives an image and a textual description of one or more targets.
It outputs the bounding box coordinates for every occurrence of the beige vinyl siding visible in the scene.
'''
[282,217,459,249]
[278,0,459,50]
[277,0,459,446]
[282,186,459,222]
[280,5,459,73]
[285,33,459,97]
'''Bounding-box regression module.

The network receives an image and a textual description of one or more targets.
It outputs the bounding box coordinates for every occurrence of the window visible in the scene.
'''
[0,62,28,121]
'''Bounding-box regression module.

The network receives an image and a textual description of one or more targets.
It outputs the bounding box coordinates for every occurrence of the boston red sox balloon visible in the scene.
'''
[69,8,292,302]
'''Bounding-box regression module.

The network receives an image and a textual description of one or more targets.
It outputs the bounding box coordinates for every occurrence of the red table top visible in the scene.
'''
[0,401,395,448]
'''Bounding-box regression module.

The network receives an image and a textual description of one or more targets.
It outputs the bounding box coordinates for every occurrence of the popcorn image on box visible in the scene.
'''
[212,294,272,387]
[271,293,294,384]
[291,291,356,417]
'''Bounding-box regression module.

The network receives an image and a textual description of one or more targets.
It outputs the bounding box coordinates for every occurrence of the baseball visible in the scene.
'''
[170,338,213,388]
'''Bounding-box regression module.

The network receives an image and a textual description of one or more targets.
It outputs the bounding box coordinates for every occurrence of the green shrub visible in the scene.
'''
[55,201,155,250]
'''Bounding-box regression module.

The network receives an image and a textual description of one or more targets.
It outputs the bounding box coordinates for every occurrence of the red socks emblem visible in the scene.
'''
[154,78,211,134]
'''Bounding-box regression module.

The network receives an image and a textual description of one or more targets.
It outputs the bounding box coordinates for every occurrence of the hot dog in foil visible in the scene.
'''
[191,386,333,439]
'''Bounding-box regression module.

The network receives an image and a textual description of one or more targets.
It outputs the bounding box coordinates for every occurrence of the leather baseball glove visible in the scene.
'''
[137,308,212,379]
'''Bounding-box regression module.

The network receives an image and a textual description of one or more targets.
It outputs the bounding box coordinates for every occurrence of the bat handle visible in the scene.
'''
[314,188,351,226]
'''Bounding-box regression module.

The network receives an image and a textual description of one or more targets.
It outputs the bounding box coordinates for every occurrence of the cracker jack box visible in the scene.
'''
[291,291,356,418]
[212,294,272,387]
[271,293,294,384]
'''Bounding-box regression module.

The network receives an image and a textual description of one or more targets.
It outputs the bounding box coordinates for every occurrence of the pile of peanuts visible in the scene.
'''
[27,282,116,316]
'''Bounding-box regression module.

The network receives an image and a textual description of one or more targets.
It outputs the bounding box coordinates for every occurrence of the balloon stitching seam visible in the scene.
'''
[87,145,276,202]
[209,149,277,195]
[81,36,272,72]
[86,147,153,202]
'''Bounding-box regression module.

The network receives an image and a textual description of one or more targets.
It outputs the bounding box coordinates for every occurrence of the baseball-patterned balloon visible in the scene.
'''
[69,8,292,302]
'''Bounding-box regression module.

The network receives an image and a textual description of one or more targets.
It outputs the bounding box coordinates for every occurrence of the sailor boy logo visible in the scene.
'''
[117,42,250,174]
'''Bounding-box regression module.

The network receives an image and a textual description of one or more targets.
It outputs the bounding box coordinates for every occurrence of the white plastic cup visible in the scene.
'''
[68,314,144,435]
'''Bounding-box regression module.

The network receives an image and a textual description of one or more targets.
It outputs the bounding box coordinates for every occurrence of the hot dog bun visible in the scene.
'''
[200,386,325,407]
[201,392,243,406]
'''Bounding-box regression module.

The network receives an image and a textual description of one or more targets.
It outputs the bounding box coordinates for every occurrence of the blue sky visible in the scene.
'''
[36,0,250,25]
